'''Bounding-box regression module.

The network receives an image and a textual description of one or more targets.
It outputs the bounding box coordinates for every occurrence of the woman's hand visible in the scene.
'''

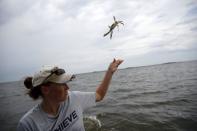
[96,58,124,102]
[108,58,124,74]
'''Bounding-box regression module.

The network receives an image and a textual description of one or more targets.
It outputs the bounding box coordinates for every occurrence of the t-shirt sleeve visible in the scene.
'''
[72,91,96,110]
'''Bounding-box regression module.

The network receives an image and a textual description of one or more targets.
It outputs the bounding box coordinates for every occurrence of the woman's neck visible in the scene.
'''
[41,99,60,116]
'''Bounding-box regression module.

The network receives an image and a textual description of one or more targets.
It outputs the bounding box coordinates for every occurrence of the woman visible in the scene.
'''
[17,59,123,131]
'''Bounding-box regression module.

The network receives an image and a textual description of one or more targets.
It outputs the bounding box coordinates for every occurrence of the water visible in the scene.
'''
[0,60,197,131]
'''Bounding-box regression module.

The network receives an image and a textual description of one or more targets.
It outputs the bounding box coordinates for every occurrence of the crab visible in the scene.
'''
[103,16,124,39]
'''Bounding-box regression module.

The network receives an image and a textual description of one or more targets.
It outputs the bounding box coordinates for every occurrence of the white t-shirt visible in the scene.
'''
[17,91,96,131]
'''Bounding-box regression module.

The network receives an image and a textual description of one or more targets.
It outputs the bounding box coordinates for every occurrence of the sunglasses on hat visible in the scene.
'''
[42,68,65,84]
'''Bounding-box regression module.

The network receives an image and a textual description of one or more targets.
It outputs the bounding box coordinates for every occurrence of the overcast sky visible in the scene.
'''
[0,0,197,82]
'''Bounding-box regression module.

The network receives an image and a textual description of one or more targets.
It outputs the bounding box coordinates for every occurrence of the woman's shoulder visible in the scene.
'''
[19,104,41,124]
[68,91,81,95]
[17,104,42,131]
[68,91,84,98]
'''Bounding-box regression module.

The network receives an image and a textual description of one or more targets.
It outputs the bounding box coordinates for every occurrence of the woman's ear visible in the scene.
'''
[41,85,50,95]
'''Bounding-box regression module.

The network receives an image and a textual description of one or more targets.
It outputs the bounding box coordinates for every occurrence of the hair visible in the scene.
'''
[24,77,43,100]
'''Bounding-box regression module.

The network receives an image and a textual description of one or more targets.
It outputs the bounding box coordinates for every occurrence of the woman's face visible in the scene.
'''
[47,83,69,102]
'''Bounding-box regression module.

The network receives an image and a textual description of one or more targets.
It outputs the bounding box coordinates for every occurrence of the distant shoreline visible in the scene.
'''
[1,59,197,84]
[75,59,197,76]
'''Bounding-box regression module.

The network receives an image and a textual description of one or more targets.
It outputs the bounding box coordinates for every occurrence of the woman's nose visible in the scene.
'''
[64,84,69,90]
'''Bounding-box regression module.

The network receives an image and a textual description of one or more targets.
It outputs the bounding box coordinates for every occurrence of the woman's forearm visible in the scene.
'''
[96,69,113,101]
[96,59,123,102]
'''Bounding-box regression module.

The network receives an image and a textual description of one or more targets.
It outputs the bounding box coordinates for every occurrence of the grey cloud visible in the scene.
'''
[46,0,94,19]
[186,5,197,17]
[1,0,197,82]
[190,26,197,31]
[176,17,197,25]
[176,3,197,25]
[0,0,36,25]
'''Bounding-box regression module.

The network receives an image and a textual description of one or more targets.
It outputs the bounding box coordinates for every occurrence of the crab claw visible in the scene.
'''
[110,31,113,39]
[113,16,116,22]
[118,21,124,25]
